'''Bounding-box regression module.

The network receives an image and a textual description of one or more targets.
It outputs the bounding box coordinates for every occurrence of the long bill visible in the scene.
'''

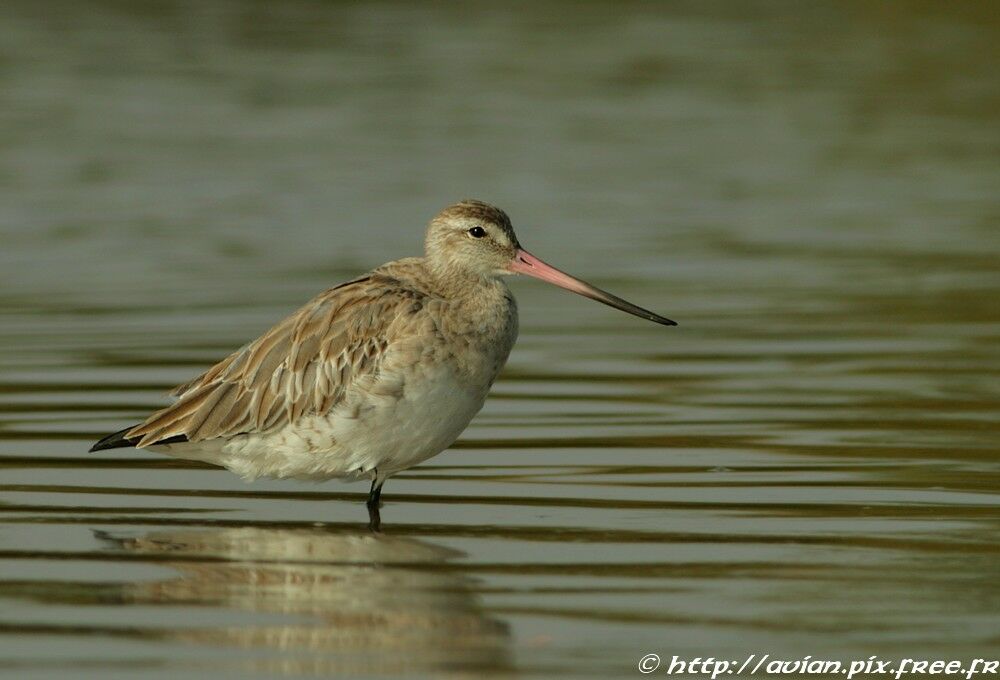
[508,249,677,326]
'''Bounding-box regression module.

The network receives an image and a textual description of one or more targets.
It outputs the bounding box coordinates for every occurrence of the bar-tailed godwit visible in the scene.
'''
[91,201,675,524]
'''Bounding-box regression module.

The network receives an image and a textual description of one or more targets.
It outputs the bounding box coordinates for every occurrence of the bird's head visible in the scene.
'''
[424,199,676,326]
[425,199,520,279]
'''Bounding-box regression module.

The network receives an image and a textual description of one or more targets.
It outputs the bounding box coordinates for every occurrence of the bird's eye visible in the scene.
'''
[468,226,487,238]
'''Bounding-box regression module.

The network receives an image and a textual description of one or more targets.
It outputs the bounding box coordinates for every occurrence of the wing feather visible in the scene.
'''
[128,274,421,447]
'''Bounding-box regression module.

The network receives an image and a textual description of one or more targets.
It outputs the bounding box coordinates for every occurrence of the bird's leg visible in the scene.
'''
[366,475,384,508]
[367,502,381,533]
[366,470,385,532]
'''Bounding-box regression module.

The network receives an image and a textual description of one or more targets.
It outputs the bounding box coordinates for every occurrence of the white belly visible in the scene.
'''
[158,362,489,482]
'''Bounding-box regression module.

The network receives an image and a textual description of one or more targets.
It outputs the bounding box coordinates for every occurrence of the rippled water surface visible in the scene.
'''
[1,1,998,678]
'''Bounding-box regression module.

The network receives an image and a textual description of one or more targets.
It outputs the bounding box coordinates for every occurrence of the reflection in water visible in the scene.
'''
[101,527,511,676]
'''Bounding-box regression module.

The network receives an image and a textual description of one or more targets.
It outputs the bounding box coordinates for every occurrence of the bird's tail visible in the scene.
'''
[89,426,139,452]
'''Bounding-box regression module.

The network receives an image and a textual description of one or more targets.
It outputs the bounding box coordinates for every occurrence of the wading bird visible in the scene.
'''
[91,201,675,527]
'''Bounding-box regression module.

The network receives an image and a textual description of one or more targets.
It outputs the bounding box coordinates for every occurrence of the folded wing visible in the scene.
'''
[127,275,424,447]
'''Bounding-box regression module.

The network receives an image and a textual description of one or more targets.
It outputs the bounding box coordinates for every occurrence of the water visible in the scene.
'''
[1,1,998,678]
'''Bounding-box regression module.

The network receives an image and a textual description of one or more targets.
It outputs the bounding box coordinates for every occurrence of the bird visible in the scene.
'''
[90,200,675,527]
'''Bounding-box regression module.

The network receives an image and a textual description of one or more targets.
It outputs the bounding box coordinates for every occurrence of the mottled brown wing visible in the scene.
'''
[127,275,422,447]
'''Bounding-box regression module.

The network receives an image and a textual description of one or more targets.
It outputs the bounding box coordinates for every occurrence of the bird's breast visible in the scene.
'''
[437,292,518,388]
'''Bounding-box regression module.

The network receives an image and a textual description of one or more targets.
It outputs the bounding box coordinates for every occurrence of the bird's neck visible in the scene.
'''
[420,258,514,328]
[423,257,499,298]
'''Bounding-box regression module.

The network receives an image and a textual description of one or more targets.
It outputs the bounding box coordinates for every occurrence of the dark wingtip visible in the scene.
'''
[89,426,139,452]
[90,429,190,452]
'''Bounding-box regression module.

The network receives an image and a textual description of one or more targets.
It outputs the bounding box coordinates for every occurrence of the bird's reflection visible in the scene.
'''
[101,526,511,676]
